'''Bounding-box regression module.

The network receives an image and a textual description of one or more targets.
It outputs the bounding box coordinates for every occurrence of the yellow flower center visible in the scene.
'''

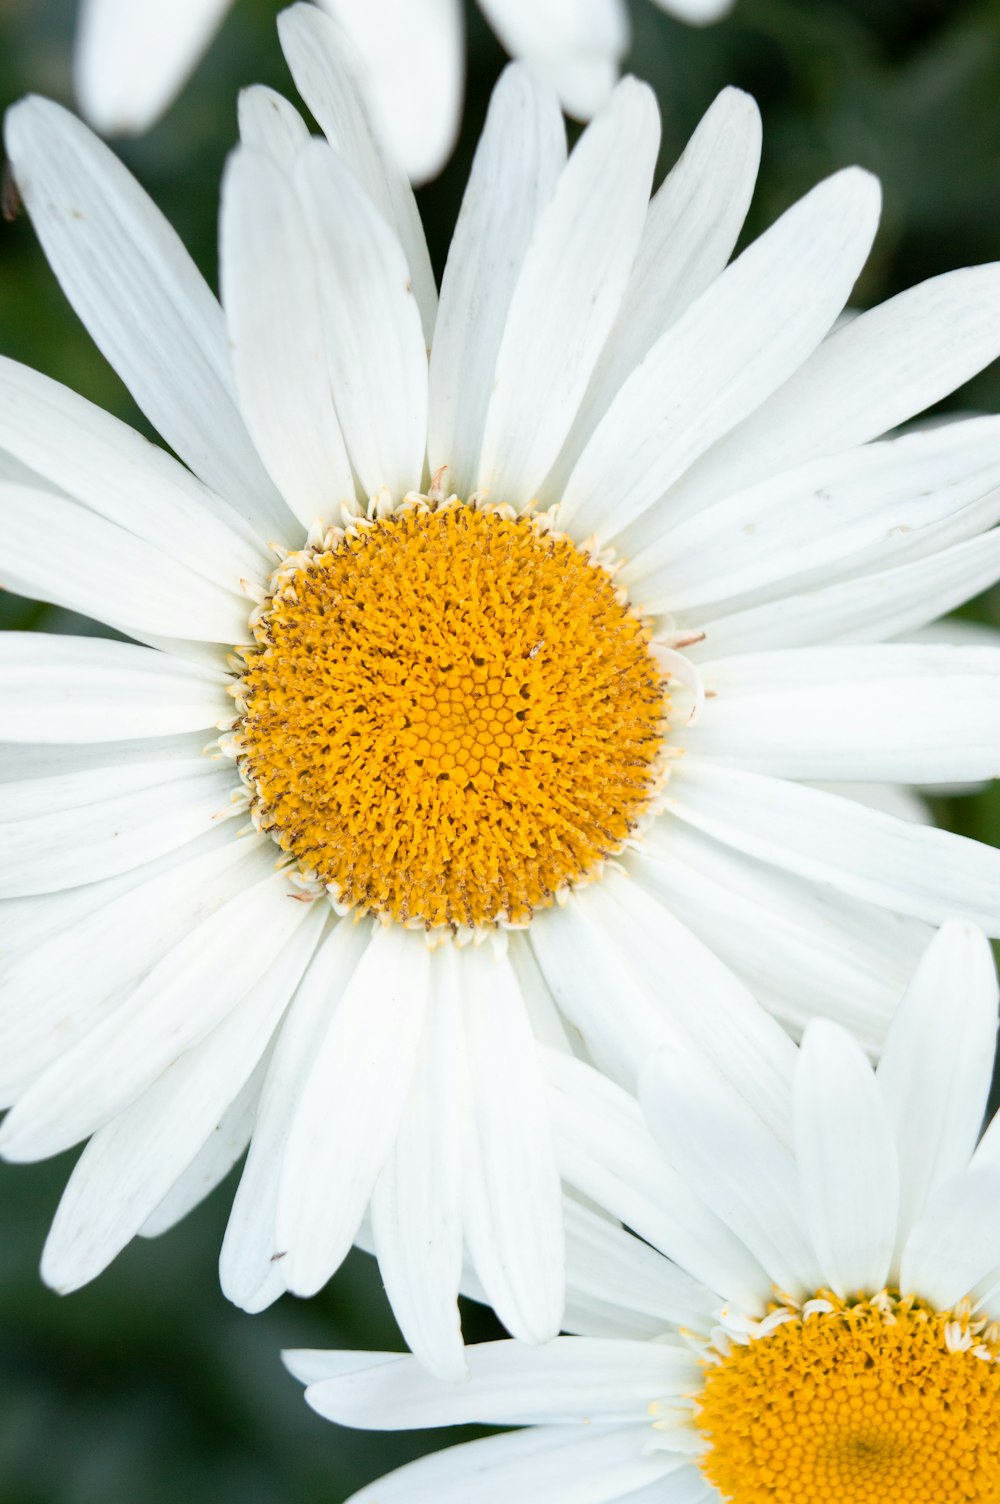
[695,1292,1000,1504]
[234,501,666,929]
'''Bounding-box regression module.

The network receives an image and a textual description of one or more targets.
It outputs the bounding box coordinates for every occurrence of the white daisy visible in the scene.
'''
[73,0,733,179]
[3,9,1000,1379]
[286,919,1000,1504]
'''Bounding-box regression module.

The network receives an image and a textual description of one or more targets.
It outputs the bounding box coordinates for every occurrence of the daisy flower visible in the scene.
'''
[73,0,733,179]
[2,5,1000,1378]
[287,920,1000,1504]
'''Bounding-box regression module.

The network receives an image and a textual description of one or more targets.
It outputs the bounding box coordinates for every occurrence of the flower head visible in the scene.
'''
[287,921,1000,1503]
[2,8,1000,1379]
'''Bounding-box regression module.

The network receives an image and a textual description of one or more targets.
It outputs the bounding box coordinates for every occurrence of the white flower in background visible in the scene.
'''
[3,3,1000,1377]
[288,921,1000,1504]
[74,0,734,179]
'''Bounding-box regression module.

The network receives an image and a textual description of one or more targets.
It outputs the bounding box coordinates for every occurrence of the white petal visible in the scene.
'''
[295,140,427,500]
[221,146,356,530]
[562,1197,716,1333]
[0,819,231,961]
[317,0,465,184]
[666,263,1000,521]
[337,1423,688,1504]
[300,1338,687,1428]
[74,0,234,135]
[627,415,1000,612]
[529,890,671,1087]
[427,64,565,498]
[560,168,881,540]
[689,526,1000,658]
[278,3,437,336]
[0,760,238,899]
[0,634,230,743]
[371,945,467,1381]
[900,1165,1000,1309]
[139,1057,263,1238]
[588,870,797,1124]
[549,87,761,491]
[681,644,1000,783]
[0,833,273,1104]
[794,1020,898,1295]
[641,1046,819,1298]
[632,819,927,1049]
[653,0,735,18]
[478,0,629,119]
[546,1050,767,1310]
[40,904,325,1293]
[462,944,565,1346]
[666,763,1000,934]
[0,870,313,1161]
[0,485,250,644]
[477,79,660,508]
[277,925,430,1297]
[877,920,998,1257]
[237,85,310,171]
[0,355,270,574]
[4,98,289,533]
[219,918,372,1313]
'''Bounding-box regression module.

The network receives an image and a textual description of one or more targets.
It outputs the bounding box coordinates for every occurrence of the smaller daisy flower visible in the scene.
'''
[73,0,734,178]
[286,919,1000,1504]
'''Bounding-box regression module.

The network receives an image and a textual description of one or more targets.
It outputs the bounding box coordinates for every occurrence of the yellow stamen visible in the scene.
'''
[234,500,667,929]
[696,1290,1000,1503]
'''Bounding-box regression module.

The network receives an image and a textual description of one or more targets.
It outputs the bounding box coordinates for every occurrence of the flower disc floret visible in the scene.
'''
[696,1291,1000,1504]
[233,500,667,929]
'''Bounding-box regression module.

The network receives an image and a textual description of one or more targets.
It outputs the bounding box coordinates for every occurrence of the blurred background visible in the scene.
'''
[1,0,1000,1498]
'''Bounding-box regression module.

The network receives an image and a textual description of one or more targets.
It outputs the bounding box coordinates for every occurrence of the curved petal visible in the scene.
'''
[334,1423,690,1504]
[317,0,465,184]
[795,1020,898,1295]
[641,1045,819,1298]
[40,904,325,1293]
[219,918,372,1313]
[74,0,234,135]
[877,920,998,1257]
[4,97,289,534]
[371,945,467,1381]
[221,146,356,529]
[667,763,1000,935]
[681,644,1000,783]
[0,633,231,743]
[663,263,1000,523]
[278,3,437,336]
[0,355,269,574]
[560,168,881,540]
[477,78,659,507]
[276,925,430,1297]
[428,64,565,498]
[0,869,312,1161]
[549,87,760,492]
[298,1338,687,1428]
[0,485,251,645]
[295,140,427,501]
[461,944,565,1346]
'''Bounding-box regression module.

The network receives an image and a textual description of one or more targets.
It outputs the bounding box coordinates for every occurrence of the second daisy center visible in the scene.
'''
[695,1292,1000,1504]
[235,502,666,929]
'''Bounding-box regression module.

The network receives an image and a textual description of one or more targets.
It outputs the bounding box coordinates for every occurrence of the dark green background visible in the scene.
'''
[1,0,999,1498]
